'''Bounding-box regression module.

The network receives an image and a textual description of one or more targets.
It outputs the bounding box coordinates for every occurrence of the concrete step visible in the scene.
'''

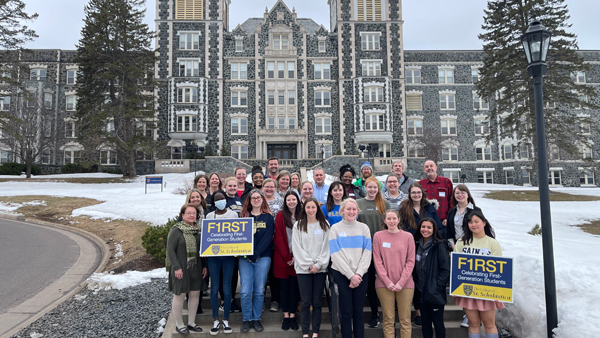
[166,321,468,338]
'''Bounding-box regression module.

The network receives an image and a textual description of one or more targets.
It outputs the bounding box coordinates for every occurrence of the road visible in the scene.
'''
[0,217,103,337]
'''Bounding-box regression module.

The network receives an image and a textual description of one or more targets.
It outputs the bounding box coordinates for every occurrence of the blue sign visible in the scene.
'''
[146,176,163,184]
[200,218,254,256]
[449,252,513,303]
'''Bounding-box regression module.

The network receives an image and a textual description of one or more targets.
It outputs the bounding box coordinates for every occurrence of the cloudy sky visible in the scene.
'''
[22,0,600,50]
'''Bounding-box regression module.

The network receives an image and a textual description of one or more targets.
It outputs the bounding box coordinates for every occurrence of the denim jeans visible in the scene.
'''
[208,256,235,320]
[239,256,271,321]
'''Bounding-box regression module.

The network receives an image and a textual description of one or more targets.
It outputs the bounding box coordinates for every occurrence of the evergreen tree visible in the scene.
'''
[476,0,597,164]
[74,0,158,178]
[0,0,38,85]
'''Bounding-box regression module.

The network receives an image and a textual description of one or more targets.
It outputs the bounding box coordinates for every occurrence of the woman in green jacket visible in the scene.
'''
[167,203,206,335]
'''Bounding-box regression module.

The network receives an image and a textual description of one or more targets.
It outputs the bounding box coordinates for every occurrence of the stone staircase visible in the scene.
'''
[163,288,468,338]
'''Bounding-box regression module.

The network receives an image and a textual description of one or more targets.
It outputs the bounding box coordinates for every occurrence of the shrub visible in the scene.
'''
[141,218,179,264]
[60,162,98,174]
[0,162,42,175]
[528,224,542,236]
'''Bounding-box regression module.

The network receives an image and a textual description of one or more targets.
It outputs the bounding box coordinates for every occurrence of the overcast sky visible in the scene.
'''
[22,0,600,51]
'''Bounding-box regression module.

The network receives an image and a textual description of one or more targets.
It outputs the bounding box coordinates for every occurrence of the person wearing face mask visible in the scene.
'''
[205,190,238,335]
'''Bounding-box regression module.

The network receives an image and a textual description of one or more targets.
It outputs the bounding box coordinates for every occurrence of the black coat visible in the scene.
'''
[239,182,254,203]
[413,240,450,305]
[446,205,482,242]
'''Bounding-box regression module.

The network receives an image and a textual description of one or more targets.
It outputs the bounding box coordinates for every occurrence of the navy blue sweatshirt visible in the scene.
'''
[225,194,243,215]
[247,212,275,262]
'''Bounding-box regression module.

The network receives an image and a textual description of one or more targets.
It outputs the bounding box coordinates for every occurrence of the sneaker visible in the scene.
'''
[223,320,232,334]
[461,314,469,328]
[231,300,241,313]
[219,302,224,312]
[210,320,221,336]
[282,318,290,331]
[253,320,264,332]
[368,315,380,328]
[269,301,279,312]
[414,315,422,326]
[241,321,251,333]
[289,317,298,331]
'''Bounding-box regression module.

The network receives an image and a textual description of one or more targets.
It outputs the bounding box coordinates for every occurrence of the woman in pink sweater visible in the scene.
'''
[372,209,416,338]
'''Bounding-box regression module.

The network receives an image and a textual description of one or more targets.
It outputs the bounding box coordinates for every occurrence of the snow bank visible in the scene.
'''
[87,268,167,291]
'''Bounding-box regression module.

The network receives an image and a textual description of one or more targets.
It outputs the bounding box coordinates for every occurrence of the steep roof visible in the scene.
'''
[238,17,323,35]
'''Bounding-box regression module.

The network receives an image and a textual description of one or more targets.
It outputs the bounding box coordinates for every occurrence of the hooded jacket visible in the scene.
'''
[413,239,450,305]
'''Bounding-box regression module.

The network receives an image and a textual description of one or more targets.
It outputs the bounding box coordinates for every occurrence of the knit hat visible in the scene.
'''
[361,161,373,172]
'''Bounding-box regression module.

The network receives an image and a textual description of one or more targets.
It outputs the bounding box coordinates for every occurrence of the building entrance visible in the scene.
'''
[267,144,297,159]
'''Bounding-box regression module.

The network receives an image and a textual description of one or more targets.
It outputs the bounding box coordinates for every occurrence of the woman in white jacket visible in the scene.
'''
[292,197,330,338]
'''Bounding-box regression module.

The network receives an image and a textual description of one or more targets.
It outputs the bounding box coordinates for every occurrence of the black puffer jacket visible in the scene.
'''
[413,239,450,305]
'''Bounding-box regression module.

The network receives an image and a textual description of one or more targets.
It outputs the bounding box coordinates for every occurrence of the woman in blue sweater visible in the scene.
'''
[321,181,348,226]
[238,189,275,333]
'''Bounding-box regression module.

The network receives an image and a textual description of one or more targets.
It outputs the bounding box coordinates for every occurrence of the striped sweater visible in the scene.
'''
[328,219,372,279]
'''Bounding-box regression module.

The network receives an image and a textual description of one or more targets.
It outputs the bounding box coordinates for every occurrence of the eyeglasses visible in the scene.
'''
[185,212,197,215]
[251,196,263,201]
[410,191,422,195]
[387,180,399,184]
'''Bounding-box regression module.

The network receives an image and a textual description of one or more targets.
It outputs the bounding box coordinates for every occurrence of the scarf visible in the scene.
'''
[166,221,199,273]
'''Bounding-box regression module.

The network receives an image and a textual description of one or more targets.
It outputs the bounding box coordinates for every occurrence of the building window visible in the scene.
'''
[100,149,118,165]
[444,171,460,184]
[474,118,489,135]
[548,171,562,186]
[406,94,422,110]
[288,90,295,105]
[365,114,384,131]
[273,34,289,50]
[232,145,248,159]
[441,118,456,135]
[231,63,247,80]
[438,69,454,84]
[473,93,489,109]
[503,143,513,160]
[314,63,330,80]
[65,121,78,138]
[43,93,52,108]
[522,169,531,185]
[503,169,513,185]
[407,119,423,136]
[231,91,247,106]
[177,87,198,103]
[315,91,331,106]
[476,145,492,161]
[318,40,326,53]
[0,96,10,111]
[572,71,586,83]
[317,144,333,158]
[580,121,591,135]
[268,90,275,105]
[520,144,529,159]
[363,86,383,102]
[408,145,424,158]
[406,69,421,84]
[472,69,479,83]
[64,150,81,164]
[477,171,493,184]
[442,146,458,161]
[440,94,455,110]
[231,117,247,134]
[278,90,285,105]
[582,145,593,159]
[179,60,199,77]
[235,40,243,52]
[26,93,35,107]
[275,62,283,78]
[549,145,560,160]
[267,62,275,78]
[278,117,286,129]
[66,96,77,111]
[288,117,296,129]
[378,143,391,158]
[40,149,50,164]
[177,115,197,132]
[580,170,595,185]
[361,33,380,50]
[576,94,588,109]
[356,0,383,21]
[30,69,47,81]
[179,32,200,50]
[361,61,381,76]
[288,62,295,78]
[315,117,331,134]
[268,117,275,129]
[67,70,76,85]
[175,0,203,20]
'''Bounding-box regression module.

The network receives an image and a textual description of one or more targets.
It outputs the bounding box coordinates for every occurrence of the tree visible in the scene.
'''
[0,0,38,85]
[74,0,158,178]
[407,126,459,164]
[476,0,598,163]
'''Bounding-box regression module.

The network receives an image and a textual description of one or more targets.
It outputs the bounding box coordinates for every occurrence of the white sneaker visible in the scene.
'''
[219,301,224,312]
[222,320,232,334]
[461,314,469,328]
[210,320,221,335]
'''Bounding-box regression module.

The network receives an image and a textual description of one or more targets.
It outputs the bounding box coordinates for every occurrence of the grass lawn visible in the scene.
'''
[575,219,600,236]
[0,195,151,271]
[484,190,600,202]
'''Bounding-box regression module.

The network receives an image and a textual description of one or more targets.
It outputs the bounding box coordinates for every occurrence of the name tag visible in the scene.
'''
[416,254,421,261]
[382,242,391,248]
[236,201,242,205]
[454,215,460,223]
[314,229,322,235]
[480,248,491,255]
[339,232,347,237]
[439,192,446,197]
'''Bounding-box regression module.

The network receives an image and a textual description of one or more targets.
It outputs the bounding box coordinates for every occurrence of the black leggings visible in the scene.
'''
[297,273,327,334]
[366,261,379,316]
[421,303,446,338]
[332,269,368,338]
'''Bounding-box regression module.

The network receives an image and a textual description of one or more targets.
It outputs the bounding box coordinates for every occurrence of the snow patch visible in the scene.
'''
[86,268,167,290]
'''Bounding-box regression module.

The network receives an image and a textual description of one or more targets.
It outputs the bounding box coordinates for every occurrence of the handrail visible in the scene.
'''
[327,266,340,336]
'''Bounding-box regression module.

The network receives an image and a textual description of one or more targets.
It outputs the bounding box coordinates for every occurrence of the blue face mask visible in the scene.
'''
[215,199,227,210]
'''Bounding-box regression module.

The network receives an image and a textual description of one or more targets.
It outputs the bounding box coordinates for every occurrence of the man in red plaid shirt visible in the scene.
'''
[419,160,453,236]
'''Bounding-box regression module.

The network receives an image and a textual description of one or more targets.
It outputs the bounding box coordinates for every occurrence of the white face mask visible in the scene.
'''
[215,199,227,210]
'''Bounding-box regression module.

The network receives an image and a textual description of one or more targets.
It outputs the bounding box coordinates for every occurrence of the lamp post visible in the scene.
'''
[521,19,557,337]
[320,144,325,166]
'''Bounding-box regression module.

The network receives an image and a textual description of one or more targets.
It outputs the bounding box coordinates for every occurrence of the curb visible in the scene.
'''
[0,214,110,338]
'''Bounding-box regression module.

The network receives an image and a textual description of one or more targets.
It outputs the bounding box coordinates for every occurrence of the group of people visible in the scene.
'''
[165,158,504,338]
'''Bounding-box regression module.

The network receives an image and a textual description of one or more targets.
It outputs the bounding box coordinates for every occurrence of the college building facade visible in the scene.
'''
[0,0,598,186]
